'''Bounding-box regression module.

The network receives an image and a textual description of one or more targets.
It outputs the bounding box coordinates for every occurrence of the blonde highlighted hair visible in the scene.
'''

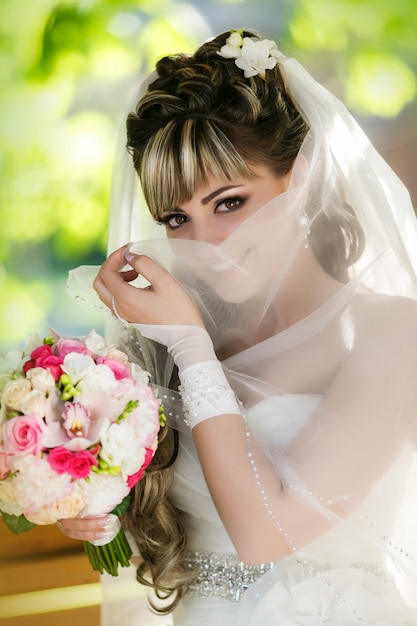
[127,30,307,222]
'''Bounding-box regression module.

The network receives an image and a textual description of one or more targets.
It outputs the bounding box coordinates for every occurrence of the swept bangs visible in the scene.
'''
[139,117,256,221]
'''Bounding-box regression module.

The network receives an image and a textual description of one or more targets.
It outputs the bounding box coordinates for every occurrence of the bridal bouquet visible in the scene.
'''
[0,329,166,576]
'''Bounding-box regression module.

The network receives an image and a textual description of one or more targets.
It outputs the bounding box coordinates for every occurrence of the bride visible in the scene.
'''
[63,29,417,624]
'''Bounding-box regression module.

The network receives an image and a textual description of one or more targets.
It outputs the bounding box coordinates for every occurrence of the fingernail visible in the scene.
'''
[91,517,121,546]
[98,514,116,529]
[125,252,137,264]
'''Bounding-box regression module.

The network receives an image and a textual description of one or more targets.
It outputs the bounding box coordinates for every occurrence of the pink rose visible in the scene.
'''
[31,345,63,381]
[127,447,154,488]
[22,359,36,375]
[68,450,98,479]
[56,338,92,359]
[96,357,130,380]
[47,446,73,474]
[2,414,46,456]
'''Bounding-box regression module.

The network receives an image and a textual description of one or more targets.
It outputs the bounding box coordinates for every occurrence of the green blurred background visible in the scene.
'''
[1,0,416,352]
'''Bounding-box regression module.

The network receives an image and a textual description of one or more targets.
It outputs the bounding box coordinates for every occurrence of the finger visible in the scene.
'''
[57,515,114,542]
[94,270,135,308]
[96,253,162,317]
[94,246,137,307]
[124,253,176,293]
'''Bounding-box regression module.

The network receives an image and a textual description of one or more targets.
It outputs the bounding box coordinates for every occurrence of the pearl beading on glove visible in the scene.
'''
[179,360,242,429]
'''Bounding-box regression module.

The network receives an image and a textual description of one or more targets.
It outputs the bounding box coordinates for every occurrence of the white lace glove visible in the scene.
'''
[132,324,242,428]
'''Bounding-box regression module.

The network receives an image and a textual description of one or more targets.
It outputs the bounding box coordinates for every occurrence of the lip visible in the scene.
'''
[211,249,250,273]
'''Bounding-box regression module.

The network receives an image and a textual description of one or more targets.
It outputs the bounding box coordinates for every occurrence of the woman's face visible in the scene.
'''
[160,165,300,303]
[160,165,290,244]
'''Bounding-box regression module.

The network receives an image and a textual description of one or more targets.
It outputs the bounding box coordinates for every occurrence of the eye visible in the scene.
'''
[215,197,245,213]
[158,213,189,230]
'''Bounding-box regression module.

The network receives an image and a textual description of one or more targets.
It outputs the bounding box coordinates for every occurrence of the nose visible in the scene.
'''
[190,219,226,246]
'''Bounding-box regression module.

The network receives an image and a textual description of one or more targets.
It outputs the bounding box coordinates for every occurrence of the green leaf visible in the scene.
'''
[111,494,131,517]
[1,512,36,534]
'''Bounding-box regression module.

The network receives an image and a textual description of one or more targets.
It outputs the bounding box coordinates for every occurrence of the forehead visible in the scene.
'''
[174,165,281,210]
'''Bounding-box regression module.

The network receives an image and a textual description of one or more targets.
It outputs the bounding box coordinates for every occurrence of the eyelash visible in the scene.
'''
[159,196,247,230]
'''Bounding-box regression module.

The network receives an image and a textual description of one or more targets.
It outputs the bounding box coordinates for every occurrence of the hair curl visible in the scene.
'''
[123,423,193,613]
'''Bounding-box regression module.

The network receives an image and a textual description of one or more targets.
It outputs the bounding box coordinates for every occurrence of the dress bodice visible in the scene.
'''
[169,394,321,554]
[169,394,416,625]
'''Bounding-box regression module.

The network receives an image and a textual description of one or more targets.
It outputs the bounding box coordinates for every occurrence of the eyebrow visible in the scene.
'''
[162,184,245,218]
[201,185,244,205]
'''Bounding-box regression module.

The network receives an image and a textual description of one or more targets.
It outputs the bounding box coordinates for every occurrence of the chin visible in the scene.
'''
[207,273,260,304]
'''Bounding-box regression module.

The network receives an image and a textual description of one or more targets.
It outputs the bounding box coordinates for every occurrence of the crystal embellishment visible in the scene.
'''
[185,551,276,602]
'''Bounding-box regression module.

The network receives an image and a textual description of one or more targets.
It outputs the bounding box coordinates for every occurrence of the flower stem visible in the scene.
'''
[84,526,133,576]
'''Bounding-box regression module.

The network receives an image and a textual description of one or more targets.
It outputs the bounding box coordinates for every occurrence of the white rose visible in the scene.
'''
[27,367,56,392]
[19,389,47,417]
[1,378,32,411]
[100,421,140,466]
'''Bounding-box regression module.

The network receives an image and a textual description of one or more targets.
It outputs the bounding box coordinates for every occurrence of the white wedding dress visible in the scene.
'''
[168,393,417,625]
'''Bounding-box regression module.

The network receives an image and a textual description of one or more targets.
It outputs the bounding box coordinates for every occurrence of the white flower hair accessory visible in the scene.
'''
[217,30,283,78]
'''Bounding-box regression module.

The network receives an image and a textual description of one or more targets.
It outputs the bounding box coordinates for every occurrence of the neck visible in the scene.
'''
[250,248,344,342]
[215,248,344,359]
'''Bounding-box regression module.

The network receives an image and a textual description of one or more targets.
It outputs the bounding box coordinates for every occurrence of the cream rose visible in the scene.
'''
[54,491,85,519]
[26,491,85,524]
[0,479,24,516]
[2,378,32,411]
[19,389,47,417]
[105,347,129,365]
[26,367,56,392]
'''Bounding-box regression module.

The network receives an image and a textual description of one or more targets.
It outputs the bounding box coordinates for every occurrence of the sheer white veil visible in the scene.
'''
[68,37,417,621]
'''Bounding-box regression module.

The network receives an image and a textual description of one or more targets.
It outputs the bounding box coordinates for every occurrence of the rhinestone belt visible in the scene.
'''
[185,551,397,603]
[185,551,276,602]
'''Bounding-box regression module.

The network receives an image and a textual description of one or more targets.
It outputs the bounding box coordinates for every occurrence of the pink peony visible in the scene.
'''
[2,414,46,456]
[11,455,72,513]
[56,338,92,359]
[47,446,73,474]
[96,357,130,380]
[127,448,154,488]
[68,450,98,479]
[78,471,130,516]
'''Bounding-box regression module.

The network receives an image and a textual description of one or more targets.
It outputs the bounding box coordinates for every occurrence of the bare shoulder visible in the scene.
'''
[349,292,417,362]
